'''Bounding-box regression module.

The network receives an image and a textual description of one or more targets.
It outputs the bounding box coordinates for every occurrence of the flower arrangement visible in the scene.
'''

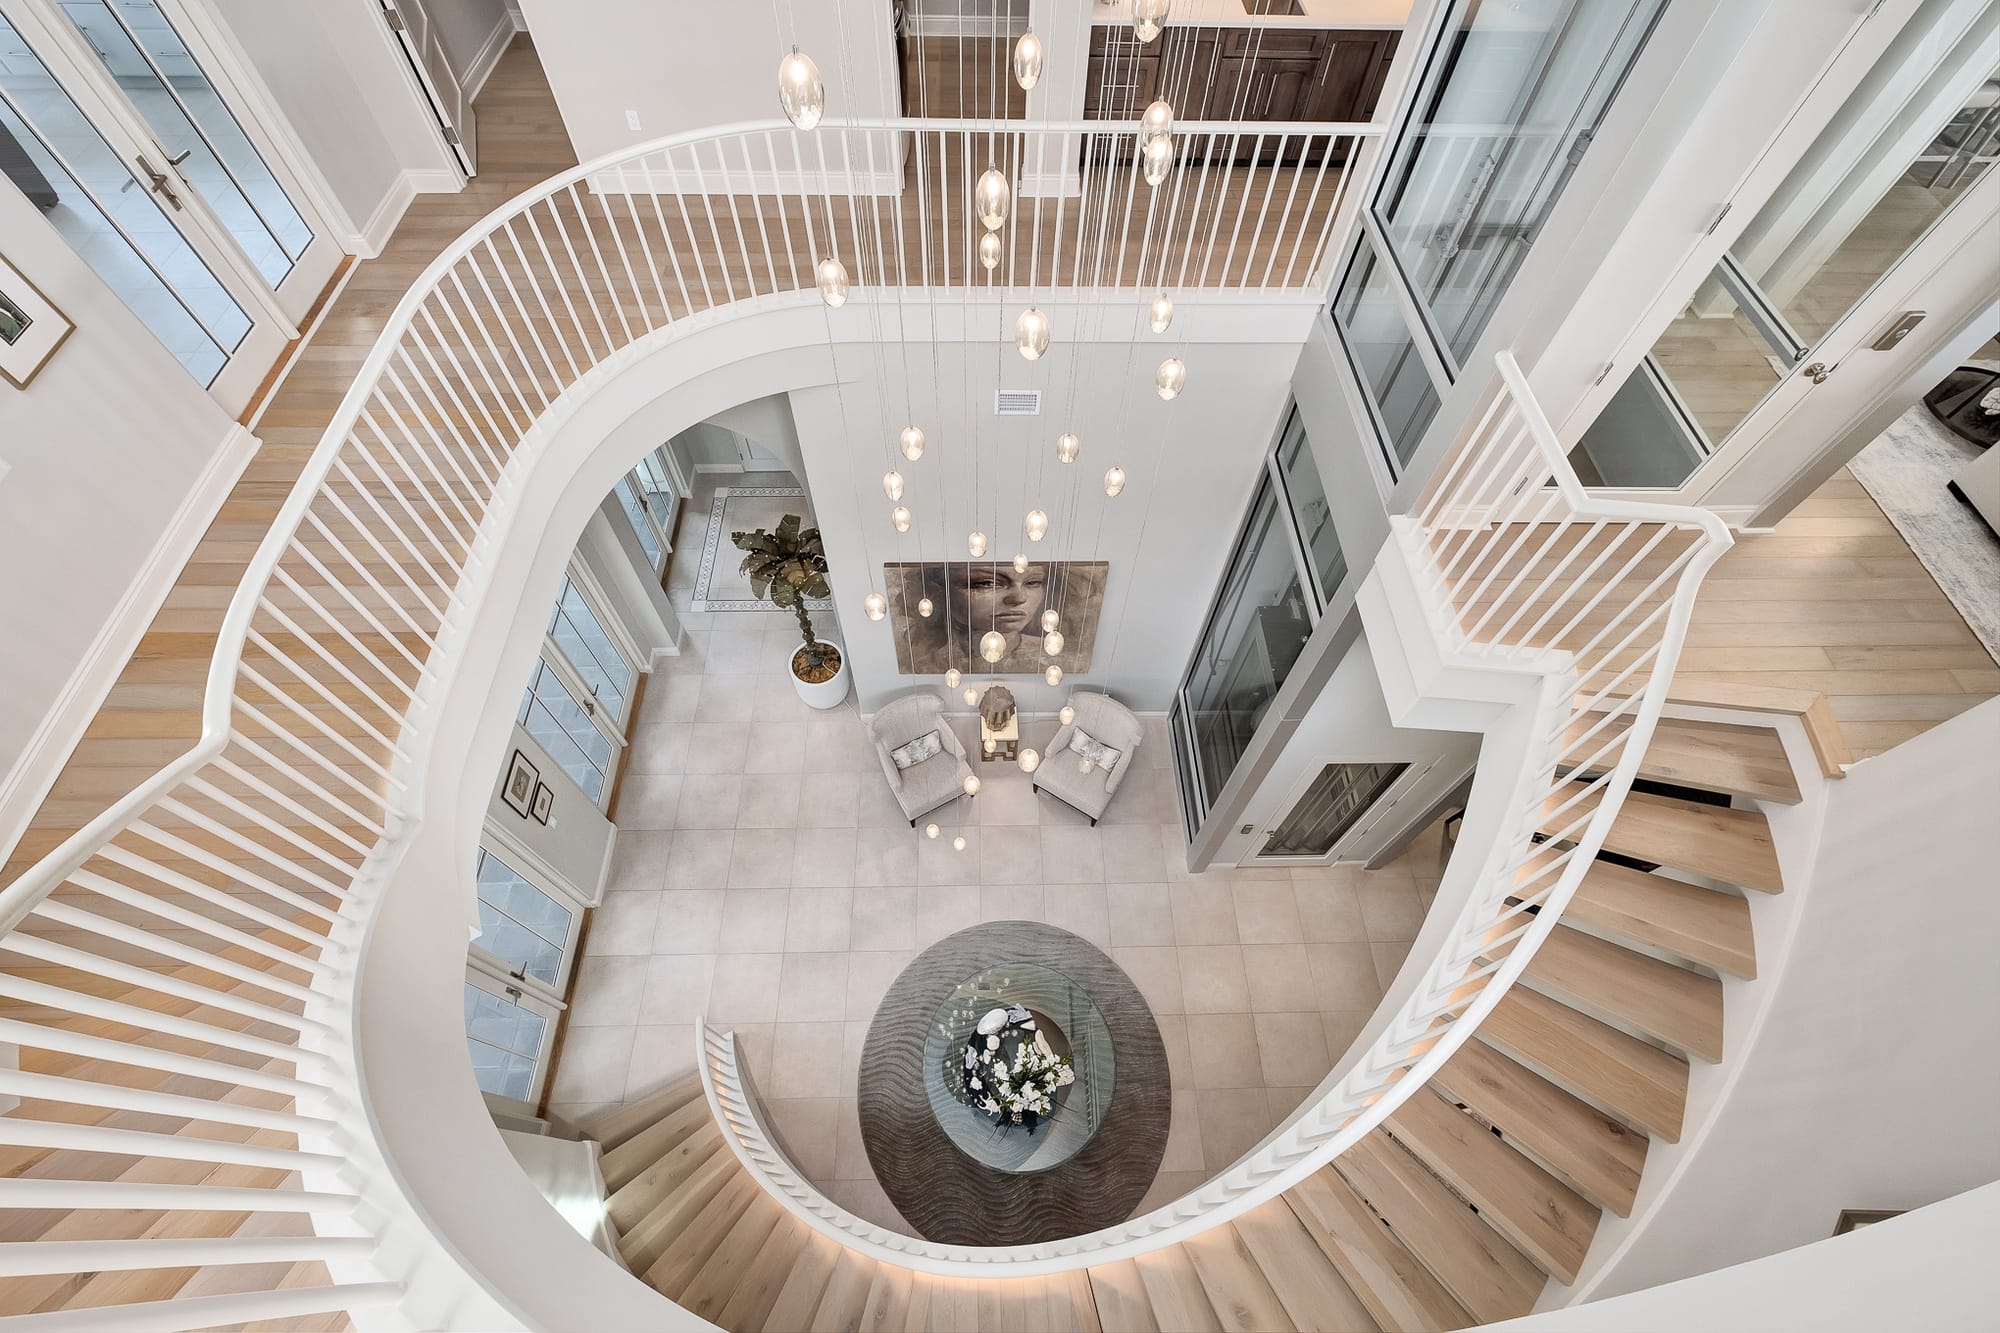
[961,1004,1076,1132]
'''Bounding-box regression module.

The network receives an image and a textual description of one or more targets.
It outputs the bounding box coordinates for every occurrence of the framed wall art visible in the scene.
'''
[502,749,539,817]
[0,250,74,391]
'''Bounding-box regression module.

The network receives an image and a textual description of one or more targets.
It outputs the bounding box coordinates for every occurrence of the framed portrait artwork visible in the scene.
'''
[530,782,553,825]
[0,251,74,390]
[884,560,1108,676]
[502,750,539,817]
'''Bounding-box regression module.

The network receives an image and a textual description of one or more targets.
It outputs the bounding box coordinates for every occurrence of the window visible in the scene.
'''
[1332,231,1444,473]
[1275,408,1349,606]
[614,476,663,568]
[518,659,614,803]
[463,972,556,1103]
[514,569,636,807]
[472,849,575,988]
[1260,763,1410,858]
[547,577,633,726]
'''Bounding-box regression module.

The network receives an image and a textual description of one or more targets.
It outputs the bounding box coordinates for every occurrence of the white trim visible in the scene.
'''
[355,169,460,258]
[459,6,521,104]
[478,815,594,914]
[690,461,747,475]
[0,422,259,868]
[245,251,363,433]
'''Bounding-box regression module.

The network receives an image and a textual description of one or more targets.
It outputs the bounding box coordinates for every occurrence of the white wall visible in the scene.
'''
[577,506,679,662]
[1572,696,2000,1299]
[0,186,249,865]
[423,0,515,89]
[483,721,614,903]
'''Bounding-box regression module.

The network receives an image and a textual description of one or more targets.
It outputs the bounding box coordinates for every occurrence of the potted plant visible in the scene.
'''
[732,513,850,709]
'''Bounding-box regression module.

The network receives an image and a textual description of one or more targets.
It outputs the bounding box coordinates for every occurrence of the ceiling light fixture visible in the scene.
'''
[968,530,989,557]
[1018,747,1041,774]
[918,597,934,617]
[815,256,849,306]
[1056,432,1081,463]
[899,425,925,460]
[1059,704,1075,725]
[1044,664,1063,685]
[964,686,981,705]
[981,630,1007,663]
[953,833,967,851]
[1043,629,1065,655]
[964,773,982,796]
[777,47,825,129]
[945,667,962,688]
[1132,0,1168,43]
[1149,291,1174,334]
[882,470,904,501]
[1016,307,1050,360]
[976,168,1010,231]
[1012,30,1044,90]
[980,233,1002,270]
[1012,552,1029,574]
[926,822,940,839]
[1140,99,1173,146]
[892,505,912,532]
[1025,508,1048,541]
[864,591,887,620]
[1042,609,1060,632]
[1142,136,1174,187]
[1104,466,1126,497]
[1156,357,1186,400]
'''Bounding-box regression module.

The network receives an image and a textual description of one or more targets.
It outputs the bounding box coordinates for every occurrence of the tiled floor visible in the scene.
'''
[548,474,1447,1234]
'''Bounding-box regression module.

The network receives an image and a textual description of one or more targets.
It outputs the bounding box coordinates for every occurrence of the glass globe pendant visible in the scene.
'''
[1012,29,1044,90]
[1043,629,1065,655]
[979,232,1002,271]
[1024,508,1049,541]
[864,591,887,620]
[1059,703,1076,725]
[945,667,962,689]
[815,256,849,306]
[899,425,925,461]
[777,47,825,130]
[1041,609,1060,633]
[1044,664,1063,685]
[891,505,911,532]
[1055,432,1081,464]
[963,686,981,706]
[963,773,982,796]
[1142,135,1174,187]
[968,530,989,557]
[925,822,940,839]
[1140,99,1174,146]
[918,596,934,617]
[1156,356,1186,400]
[1104,466,1127,497]
[976,167,1010,231]
[1132,0,1168,42]
[952,834,967,851]
[1149,291,1174,334]
[1016,307,1051,360]
[1018,747,1041,774]
[980,630,1007,663]
[1012,552,1029,574]
[882,470,904,501]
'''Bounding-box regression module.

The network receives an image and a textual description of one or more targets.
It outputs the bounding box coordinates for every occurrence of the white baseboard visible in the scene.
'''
[462,9,523,104]
[691,462,747,475]
[0,422,261,869]
[356,169,463,258]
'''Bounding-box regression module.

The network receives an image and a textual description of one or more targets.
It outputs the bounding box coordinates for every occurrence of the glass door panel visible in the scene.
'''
[463,971,558,1105]
[472,848,577,990]
[546,577,634,727]
[1258,762,1409,860]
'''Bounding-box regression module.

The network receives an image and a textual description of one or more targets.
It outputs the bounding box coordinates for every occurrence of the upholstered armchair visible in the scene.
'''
[1031,692,1143,825]
[867,692,975,827]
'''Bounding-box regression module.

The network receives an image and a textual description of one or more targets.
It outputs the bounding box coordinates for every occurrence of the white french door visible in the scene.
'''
[0,0,342,409]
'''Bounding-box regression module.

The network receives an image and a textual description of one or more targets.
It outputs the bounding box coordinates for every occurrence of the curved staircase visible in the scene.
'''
[586,711,1798,1331]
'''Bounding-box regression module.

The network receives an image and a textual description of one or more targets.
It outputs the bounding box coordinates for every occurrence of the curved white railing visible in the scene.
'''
[0,115,1379,1327]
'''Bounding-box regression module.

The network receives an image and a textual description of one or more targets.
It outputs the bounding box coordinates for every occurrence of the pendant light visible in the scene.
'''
[953,834,967,851]
[1149,291,1174,333]
[1132,0,1168,43]
[882,470,904,501]
[1016,307,1051,360]
[892,505,912,532]
[777,47,825,129]
[1059,703,1076,725]
[963,773,982,796]
[1024,508,1049,541]
[1056,432,1081,463]
[918,597,934,617]
[899,425,925,461]
[1043,629,1065,655]
[945,667,962,688]
[979,232,1002,270]
[925,822,940,839]
[964,686,981,705]
[1140,99,1174,146]
[1012,552,1029,574]
[968,530,989,557]
[1018,747,1042,774]
[816,256,849,306]
[1104,466,1127,497]
[864,591,887,620]
[1156,357,1186,400]
[1044,664,1063,685]
[1142,135,1174,187]
[1012,29,1044,90]
[980,630,1007,663]
[976,168,1011,231]
[1041,609,1060,633]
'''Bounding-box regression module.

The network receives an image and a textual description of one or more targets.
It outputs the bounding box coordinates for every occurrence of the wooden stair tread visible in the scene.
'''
[600,1093,714,1192]
[714,1214,812,1332]
[1332,1132,1543,1326]
[760,1230,845,1333]
[1180,1223,1298,1332]
[674,1197,783,1323]
[1569,713,1800,804]
[1086,1258,1161,1333]
[1566,860,1757,979]
[857,1262,914,1333]
[613,1134,734,1275]
[1132,1246,1224,1333]
[1663,680,1852,778]
[1230,1198,1381,1332]
[1284,1169,1472,1333]
[1479,989,1687,1143]
[585,1072,703,1152]
[1430,1039,1645,1218]
[1543,784,1783,893]
[1385,1087,1597,1285]
[808,1247,878,1333]
[1519,926,1726,1062]
[642,1169,760,1298]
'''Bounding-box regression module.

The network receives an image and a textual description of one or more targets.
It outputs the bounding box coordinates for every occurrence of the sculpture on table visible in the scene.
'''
[980,685,1017,732]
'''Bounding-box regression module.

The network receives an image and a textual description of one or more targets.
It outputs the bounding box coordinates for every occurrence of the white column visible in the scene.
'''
[1021,0,1093,197]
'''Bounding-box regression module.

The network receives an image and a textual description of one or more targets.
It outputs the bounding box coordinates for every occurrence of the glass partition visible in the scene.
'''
[1332,230,1443,474]
[1276,405,1350,606]
[472,849,575,989]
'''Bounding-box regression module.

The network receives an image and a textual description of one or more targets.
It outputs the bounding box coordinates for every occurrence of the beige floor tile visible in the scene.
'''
[717,888,790,953]
[833,1097,872,1178]
[627,720,689,775]
[976,777,1042,826]
[850,884,917,951]
[677,773,744,830]
[1112,946,1184,1015]
[694,675,758,724]
[652,888,724,954]
[549,1025,634,1104]
[638,954,715,1025]
[613,773,682,829]
[778,952,849,1021]
[981,881,1043,923]
[1233,881,1304,944]
[743,720,808,773]
[798,781,861,828]
[770,1021,847,1100]
[853,827,919,887]
[792,827,857,888]
[1107,882,1177,947]
[1371,939,1416,990]
[1153,1013,1193,1089]
[738,772,803,829]
[1194,1088,1273,1172]
[1357,875,1426,941]
[1293,880,1368,942]
[1100,825,1164,883]
[567,956,650,1027]
[1184,1012,1263,1088]
[664,829,733,889]
[706,953,782,1023]
[978,827,1043,884]
[1252,1011,1331,1088]
[1179,945,1251,1013]
[1161,1089,1205,1172]
[919,825,981,885]
[1171,882,1241,946]
[845,950,913,1015]
[1321,1010,1373,1063]
[586,890,661,955]
[1041,882,1112,947]
[684,720,752,772]
[916,884,981,948]
[729,827,796,888]
[1306,943,1385,1012]
[624,1023,698,1100]
[763,1097,840,1178]
[603,830,673,895]
[1039,826,1105,883]
[784,887,854,952]
[1243,943,1317,1012]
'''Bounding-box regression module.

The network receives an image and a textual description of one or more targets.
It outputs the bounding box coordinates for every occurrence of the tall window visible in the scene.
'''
[516,570,636,807]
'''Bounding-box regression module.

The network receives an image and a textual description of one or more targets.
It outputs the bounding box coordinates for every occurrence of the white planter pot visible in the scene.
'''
[789,640,850,710]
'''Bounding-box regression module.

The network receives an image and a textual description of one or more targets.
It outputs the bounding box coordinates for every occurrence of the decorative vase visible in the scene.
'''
[790,640,850,710]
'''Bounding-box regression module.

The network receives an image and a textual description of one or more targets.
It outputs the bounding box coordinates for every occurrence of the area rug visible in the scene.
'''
[1847,401,2000,665]
[689,486,835,613]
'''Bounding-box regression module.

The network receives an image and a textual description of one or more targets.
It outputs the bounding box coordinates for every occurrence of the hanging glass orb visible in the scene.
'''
[979,232,1002,271]
[1025,508,1049,541]
[964,686,982,706]
[1012,29,1044,90]
[1018,747,1042,774]
[1012,552,1029,574]
[918,596,934,618]
[1156,356,1186,400]
[967,530,989,557]
[1132,0,1168,42]
[1044,664,1063,686]
[1142,135,1174,187]
[925,822,940,839]
[863,592,887,620]
[882,470,904,501]
[980,630,1007,663]
[1149,291,1174,334]
[777,47,825,130]
[892,505,912,532]
[952,833,967,851]
[815,256,849,306]
[1104,466,1127,497]
[963,773,982,796]
[984,737,996,754]
[1042,609,1060,633]
[1059,703,1076,725]
[976,167,1011,231]
[1016,307,1051,360]
[945,667,962,688]
[1043,629,1065,655]
[1056,432,1081,464]
[899,425,926,461]
[1140,99,1174,146]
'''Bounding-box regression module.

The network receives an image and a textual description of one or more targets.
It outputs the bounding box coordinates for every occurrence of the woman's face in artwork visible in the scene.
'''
[953,563,1048,639]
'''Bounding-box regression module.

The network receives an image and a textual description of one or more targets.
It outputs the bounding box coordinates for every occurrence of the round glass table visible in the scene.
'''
[922,961,1114,1173]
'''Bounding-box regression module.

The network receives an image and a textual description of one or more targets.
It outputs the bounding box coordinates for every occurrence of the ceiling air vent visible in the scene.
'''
[995,389,1042,416]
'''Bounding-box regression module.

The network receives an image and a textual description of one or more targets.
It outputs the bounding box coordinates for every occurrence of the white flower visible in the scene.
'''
[969,1077,981,1090]
[986,1035,1001,1051]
